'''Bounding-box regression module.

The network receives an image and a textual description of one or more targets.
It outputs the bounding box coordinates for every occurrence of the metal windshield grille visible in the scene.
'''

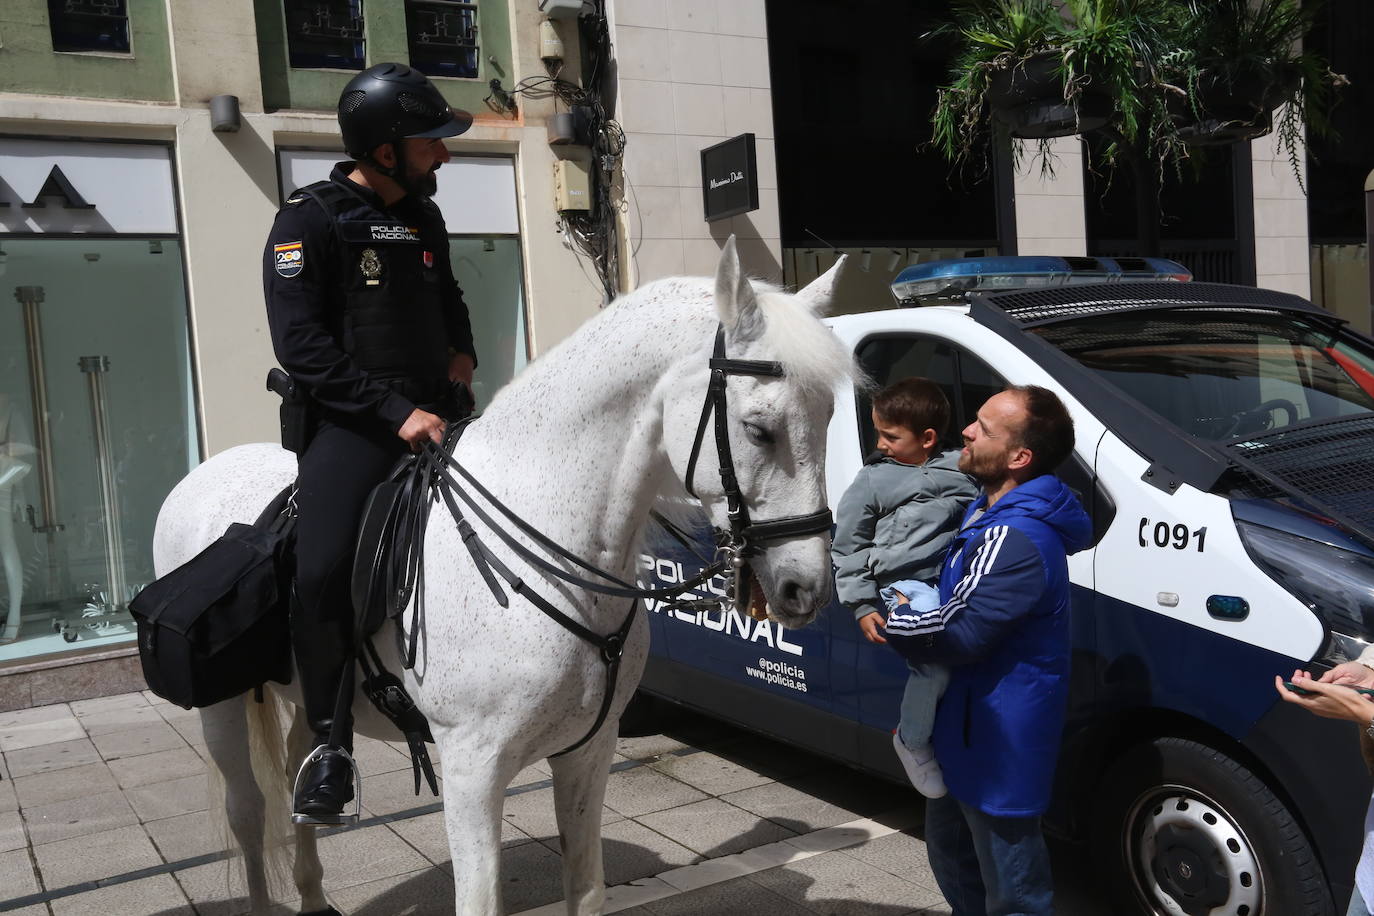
[981,282,1324,327]
[1226,414,1374,536]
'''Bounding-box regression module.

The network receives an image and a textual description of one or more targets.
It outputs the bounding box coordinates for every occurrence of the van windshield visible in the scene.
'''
[1032,310,1374,441]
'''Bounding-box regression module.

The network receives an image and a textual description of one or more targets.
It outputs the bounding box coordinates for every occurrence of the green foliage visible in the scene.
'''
[928,0,1344,189]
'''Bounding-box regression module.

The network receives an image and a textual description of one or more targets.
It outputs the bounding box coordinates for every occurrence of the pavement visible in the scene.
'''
[0,691,1110,915]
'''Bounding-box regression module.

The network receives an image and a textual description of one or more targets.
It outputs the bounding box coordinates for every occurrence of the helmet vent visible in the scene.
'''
[397,91,441,119]
[339,90,367,114]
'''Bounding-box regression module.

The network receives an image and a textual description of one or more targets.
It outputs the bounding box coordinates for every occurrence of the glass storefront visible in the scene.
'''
[0,139,199,663]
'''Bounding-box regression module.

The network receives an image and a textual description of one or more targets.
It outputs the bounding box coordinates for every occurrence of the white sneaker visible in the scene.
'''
[893,730,947,798]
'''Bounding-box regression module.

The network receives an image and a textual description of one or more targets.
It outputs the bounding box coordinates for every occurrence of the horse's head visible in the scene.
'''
[666,238,853,628]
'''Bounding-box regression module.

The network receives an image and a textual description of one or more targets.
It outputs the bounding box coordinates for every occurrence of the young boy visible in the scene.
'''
[831,377,977,797]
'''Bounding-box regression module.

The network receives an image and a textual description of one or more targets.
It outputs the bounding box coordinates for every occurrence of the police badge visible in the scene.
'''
[360,249,382,286]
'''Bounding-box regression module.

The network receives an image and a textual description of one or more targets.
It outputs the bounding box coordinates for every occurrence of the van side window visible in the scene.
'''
[855,335,1003,451]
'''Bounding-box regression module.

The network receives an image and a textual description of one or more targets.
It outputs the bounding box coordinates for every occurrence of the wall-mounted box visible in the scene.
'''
[554,158,590,212]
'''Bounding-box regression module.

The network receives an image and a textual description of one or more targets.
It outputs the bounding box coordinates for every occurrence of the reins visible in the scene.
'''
[387,323,833,756]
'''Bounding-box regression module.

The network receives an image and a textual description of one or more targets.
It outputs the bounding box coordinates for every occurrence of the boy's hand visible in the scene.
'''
[858,612,887,644]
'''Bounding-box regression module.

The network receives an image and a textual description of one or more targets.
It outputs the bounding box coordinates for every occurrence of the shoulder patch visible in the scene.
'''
[273,240,304,278]
[285,195,307,205]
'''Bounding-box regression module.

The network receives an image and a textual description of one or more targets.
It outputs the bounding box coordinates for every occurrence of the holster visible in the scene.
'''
[267,368,315,455]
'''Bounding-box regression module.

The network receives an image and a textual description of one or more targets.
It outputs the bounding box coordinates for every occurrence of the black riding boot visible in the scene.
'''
[290,589,357,824]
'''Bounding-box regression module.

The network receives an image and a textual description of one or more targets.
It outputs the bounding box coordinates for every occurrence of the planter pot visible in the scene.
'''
[987,50,1112,139]
[1168,66,1294,146]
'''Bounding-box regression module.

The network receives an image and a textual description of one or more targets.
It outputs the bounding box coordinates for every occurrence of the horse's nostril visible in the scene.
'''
[781,580,806,604]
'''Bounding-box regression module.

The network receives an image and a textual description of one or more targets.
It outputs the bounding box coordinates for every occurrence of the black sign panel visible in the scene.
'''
[700,133,759,223]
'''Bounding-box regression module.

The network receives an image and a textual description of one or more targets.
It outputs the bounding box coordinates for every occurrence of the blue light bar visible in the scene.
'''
[890,255,1192,304]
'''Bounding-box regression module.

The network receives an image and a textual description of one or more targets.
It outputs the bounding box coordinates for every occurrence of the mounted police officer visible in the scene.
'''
[263,62,478,824]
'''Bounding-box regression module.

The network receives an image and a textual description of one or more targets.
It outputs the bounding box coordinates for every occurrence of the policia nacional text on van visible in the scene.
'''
[263,63,478,824]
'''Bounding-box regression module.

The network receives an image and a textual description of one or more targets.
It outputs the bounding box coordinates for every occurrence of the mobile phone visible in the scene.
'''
[1283,680,1374,696]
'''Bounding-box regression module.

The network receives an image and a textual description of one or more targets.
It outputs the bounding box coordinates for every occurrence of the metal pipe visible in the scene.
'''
[80,355,126,608]
[14,286,61,535]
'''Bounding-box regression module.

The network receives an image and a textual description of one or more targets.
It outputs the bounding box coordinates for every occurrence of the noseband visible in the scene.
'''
[682,325,834,609]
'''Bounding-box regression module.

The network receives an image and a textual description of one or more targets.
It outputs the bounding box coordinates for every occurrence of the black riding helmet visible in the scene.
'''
[338,62,473,162]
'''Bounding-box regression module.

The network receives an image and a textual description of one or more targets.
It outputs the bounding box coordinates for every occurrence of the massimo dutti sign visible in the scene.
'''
[700,133,758,223]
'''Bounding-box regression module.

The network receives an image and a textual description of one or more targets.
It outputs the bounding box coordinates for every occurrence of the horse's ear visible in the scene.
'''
[714,236,764,342]
[793,253,848,316]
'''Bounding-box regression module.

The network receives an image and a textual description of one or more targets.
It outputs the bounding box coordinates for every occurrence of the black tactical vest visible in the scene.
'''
[293,179,451,406]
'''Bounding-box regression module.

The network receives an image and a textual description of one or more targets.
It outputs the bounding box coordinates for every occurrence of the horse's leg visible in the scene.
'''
[200,695,274,914]
[287,706,334,915]
[548,726,618,916]
[439,728,507,914]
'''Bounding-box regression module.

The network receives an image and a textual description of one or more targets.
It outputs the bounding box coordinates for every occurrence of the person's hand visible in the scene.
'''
[448,352,475,386]
[892,589,909,606]
[858,612,887,645]
[1319,660,1374,688]
[398,408,445,451]
[1274,671,1374,724]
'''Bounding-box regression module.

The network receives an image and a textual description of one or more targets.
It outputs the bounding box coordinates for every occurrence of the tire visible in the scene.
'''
[1090,736,1333,916]
[617,690,664,737]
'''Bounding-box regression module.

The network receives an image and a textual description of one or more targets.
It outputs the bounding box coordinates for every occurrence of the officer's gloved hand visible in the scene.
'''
[452,380,476,418]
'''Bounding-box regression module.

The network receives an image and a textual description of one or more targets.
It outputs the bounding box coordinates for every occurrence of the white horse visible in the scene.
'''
[153,239,853,915]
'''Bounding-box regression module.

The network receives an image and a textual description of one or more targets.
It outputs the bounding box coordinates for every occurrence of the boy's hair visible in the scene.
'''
[1005,384,1075,477]
[871,377,950,439]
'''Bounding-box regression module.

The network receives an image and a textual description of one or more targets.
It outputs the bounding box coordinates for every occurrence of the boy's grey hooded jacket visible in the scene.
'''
[831,448,978,621]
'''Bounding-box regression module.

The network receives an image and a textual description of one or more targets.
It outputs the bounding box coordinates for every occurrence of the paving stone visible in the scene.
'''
[91,722,186,761]
[0,703,72,729]
[636,797,798,857]
[0,846,41,899]
[125,773,208,821]
[327,864,455,915]
[501,784,621,842]
[499,834,565,913]
[0,904,49,916]
[591,817,702,887]
[0,776,17,814]
[601,766,709,818]
[69,692,149,717]
[3,737,102,778]
[172,858,301,916]
[841,828,943,895]
[13,761,118,808]
[386,808,533,872]
[511,762,551,789]
[359,766,442,819]
[616,733,691,761]
[23,788,138,847]
[32,822,161,889]
[168,716,207,749]
[749,848,947,915]
[648,750,775,796]
[76,704,166,737]
[146,809,226,862]
[351,736,412,777]
[0,716,85,752]
[639,873,815,915]
[45,873,191,915]
[723,779,870,835]
[0,808,27,853]
[106,746,205,790]
[313,823,430,891]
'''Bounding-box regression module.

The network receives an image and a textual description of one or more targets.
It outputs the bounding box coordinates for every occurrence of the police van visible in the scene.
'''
[635,256,1374,915]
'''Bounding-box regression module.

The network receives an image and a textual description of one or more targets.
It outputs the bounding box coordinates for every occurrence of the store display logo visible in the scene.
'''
[274,241,304,277]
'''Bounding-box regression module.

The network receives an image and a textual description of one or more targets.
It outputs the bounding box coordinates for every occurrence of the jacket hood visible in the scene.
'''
[976,474,1093,555]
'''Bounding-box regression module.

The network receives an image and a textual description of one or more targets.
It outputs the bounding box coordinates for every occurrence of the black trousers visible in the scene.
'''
[292,418,407,749]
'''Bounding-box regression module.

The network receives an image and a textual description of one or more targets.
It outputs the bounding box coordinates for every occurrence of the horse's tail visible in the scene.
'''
[202,689,295,904]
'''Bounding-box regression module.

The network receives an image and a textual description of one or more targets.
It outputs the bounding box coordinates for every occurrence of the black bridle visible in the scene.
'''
[682,325,834,611]
[390,324,833,756]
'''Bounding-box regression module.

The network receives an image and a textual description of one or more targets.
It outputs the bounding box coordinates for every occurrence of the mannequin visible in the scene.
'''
[0,393,34,644]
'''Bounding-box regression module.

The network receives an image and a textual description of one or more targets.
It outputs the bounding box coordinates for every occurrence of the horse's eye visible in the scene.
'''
[743,422,774,446]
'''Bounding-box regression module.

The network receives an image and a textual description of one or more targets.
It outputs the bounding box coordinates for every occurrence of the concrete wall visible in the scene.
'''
[611,0,782,285]
[1013,137,1088,256]
[1252,125,1311,296]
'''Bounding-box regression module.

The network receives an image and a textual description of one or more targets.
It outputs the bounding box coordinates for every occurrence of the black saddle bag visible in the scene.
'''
[130,486,296,709]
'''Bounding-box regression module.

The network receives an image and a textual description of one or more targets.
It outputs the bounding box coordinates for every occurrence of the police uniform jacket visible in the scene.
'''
[263,162,477,434]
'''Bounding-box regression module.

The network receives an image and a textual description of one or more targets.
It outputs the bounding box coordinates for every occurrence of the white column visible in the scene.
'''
[1251,117,1311,296]
[1012,137,1088,256]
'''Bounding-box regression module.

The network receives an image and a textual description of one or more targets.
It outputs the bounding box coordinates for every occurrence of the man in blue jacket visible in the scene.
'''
[884,385,1093,916]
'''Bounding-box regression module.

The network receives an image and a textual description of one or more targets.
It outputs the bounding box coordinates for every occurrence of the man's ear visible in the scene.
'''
[370,142,397,169]
[1008,444,1034,474]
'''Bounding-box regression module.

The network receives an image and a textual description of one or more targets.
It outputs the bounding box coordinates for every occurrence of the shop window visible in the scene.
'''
[0,238,199,661]
[450,237,527,408]
[47,0,131,54]
[285,0,365,71]
[405,0,479,79]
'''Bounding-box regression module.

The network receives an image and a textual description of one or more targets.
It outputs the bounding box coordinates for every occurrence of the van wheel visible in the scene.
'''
[1091,737,1332,916]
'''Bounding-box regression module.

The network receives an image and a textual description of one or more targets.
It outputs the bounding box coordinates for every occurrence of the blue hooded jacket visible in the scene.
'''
[885,473,1092,817]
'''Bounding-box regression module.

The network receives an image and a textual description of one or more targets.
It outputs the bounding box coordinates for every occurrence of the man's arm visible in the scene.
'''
[264,205,416,432]
[884,525,1047,666]
[831,472,885,623]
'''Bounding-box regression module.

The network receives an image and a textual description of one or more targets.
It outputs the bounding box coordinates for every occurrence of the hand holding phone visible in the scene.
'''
[1284,680,1374,697]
